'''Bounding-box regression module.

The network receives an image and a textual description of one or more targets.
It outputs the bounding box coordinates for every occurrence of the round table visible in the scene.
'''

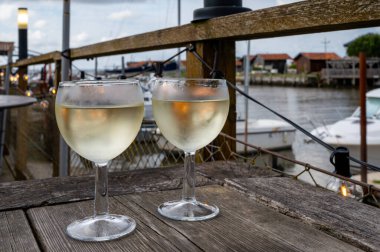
[0,95,37,175]
[0,95,37,109]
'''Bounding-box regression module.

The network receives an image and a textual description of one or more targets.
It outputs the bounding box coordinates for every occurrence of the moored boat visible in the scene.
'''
[311,88,380,166]
[154,118,296,153]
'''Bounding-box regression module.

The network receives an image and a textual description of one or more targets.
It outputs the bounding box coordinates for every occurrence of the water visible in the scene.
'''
[236,85,360,186]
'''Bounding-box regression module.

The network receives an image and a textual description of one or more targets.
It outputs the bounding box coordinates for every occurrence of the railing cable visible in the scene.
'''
[55,43,380,172]
[187,44,380,173]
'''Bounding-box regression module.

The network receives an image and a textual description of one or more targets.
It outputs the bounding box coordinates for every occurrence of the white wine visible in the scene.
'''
[56,103,144,163]
[153,99,229,152]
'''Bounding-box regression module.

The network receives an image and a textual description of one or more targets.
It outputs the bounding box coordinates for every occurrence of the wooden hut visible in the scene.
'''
[294,52,341,73]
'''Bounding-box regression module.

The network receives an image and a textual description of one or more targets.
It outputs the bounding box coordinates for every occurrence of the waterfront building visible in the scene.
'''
[294,52,341,73]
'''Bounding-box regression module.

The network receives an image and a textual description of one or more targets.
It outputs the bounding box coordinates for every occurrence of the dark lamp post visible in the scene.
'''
[18,8,28,60]
[193,0,251,22]
[17,7,28,92]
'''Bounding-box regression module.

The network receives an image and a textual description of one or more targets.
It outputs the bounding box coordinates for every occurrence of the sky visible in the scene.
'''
[0,0,379,70]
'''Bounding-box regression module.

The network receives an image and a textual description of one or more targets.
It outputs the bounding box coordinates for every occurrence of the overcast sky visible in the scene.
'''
[0,0,379,69]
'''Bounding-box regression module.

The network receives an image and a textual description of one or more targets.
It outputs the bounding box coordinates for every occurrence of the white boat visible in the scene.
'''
[236,119,296,153]
[311,88,380,166]
[154,119,296,153]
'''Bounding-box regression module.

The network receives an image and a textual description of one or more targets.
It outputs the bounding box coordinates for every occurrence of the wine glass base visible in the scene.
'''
[66,214,136,242]
[158,199,219,221]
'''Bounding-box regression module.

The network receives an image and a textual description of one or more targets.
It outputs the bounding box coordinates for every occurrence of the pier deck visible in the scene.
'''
[1,161,378,251]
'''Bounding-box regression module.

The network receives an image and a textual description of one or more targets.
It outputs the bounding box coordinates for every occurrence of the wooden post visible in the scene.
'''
[15,66,29,179]
[186,41,236,158]
[52,61,63,176]
[359,52,367,184]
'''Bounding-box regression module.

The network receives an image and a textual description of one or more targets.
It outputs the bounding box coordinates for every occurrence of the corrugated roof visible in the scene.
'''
[294,52,341,61]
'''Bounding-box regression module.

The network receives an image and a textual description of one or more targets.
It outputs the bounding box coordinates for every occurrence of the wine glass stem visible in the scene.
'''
[182,152,196,202]
[94,162,109,216]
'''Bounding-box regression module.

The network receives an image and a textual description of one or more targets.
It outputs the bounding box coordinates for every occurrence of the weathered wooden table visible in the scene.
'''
[0,161,379,251]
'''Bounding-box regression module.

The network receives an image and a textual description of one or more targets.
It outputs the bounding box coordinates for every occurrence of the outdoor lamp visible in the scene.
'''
[18,8,28,29]
[193,0,251,22]
[25,88,33,97]
[326,147,357,197]
[49,87,56,95]
[18,8,28,61]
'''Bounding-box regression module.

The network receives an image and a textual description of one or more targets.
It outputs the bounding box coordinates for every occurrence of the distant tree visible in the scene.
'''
[346,33,380,57]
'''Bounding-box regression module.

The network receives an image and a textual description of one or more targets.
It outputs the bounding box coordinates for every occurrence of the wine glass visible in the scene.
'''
[55,80,144,241]
[151,78,229,221]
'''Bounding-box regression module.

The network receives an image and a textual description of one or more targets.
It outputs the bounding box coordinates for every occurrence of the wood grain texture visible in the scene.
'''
[1,0,378,69]
[27,185,360,252]
[225,177,380,252]
[124,185,361,252]
[0,210,40,252]
[12,52,60,68]
[0,161,266,211]
[27,198,197,252]
[67,0,380,60]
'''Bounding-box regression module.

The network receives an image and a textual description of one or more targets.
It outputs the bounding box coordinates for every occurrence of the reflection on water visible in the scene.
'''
[237,85,360,186]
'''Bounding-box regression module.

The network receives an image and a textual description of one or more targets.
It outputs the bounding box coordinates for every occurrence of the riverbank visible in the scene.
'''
[236,72,380,88]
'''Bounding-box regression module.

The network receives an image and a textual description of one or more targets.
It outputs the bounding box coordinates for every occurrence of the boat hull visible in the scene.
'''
[154,119,296,153]
[236,130,295,153]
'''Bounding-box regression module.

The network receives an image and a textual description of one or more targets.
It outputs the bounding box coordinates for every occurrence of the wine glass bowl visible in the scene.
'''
[152,78,229,221]
[55,80,144,241]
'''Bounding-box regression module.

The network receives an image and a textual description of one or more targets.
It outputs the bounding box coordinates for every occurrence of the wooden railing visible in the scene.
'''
[1,0,380,177]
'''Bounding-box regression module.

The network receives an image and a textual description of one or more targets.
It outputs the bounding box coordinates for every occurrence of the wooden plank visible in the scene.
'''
[12,52,60,68]
[197,160,280,183]
[15,107,30,180]
[0,161,268,211]
[124,185,361,252]
[27,198,195,251]
[225,177,380,252]
[67,0,380,60]
[3,0,379,68]
[0,210,40,251]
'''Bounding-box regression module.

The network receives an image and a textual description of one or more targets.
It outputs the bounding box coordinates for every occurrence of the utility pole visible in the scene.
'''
[59,0,70,176]
[322,38,330,54]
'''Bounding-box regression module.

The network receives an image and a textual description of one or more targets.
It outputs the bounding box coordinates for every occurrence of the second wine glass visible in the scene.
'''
[152,78,229,221]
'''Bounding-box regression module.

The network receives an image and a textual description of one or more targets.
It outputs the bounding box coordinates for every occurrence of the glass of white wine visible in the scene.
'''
[55,80,144,241]
[152,78,229,221]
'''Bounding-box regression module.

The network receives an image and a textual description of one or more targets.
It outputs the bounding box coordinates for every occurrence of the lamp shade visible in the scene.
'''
[18,8,28,29]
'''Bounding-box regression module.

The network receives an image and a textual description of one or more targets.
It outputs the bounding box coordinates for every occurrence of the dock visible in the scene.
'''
[1,161,379,251]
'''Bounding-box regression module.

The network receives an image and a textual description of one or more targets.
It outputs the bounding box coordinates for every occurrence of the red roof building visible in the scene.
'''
[294,52,341,73]
[239,54,292,73]
[253,53,292,73]
[255,53,292,61]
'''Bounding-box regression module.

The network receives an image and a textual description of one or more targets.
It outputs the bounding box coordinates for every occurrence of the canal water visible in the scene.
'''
[236,85,360,186]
